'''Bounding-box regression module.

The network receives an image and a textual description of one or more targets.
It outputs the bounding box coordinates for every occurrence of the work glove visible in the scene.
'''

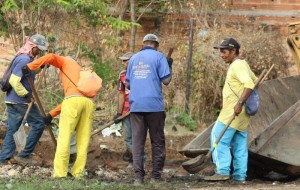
[24,93,33,103]
[22,65,32,78]
[43,113,53,125]
[113,113,122,124]
[167,58,173,69]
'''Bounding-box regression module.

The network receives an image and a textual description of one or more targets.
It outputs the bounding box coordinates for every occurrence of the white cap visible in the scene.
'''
[119,52,134,61]
[143,34,159,43]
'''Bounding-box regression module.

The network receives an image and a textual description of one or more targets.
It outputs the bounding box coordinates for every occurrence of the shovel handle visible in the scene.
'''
[208,116,235,156]
[167,47,174,59]
[91,111,130,137]
[20,101,33,127]
[26,76,57,147]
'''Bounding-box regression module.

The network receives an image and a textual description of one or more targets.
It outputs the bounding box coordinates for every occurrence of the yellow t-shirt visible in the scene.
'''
[217,59,257,131]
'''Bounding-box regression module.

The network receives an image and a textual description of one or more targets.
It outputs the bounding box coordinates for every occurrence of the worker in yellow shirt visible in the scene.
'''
[203,38,257,183]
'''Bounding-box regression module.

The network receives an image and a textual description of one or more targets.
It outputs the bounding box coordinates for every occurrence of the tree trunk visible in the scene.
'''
[117,0,129,37]
[129,0,137,52]
[185,18,195,114]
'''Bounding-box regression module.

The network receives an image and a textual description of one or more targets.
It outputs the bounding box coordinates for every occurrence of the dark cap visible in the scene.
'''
[214,38,240,50]
[119,52,134,61]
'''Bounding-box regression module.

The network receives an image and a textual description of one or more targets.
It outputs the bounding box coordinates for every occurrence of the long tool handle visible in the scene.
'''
[20,101,33,126]
[26,76,57,146]
[91,111,130,137]
[167,47,174,59]
[206,115,235,158]
[259,64,274,86]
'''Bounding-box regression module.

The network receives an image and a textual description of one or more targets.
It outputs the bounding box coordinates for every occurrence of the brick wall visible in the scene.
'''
[124,1,300,49]
[229,0,300,30]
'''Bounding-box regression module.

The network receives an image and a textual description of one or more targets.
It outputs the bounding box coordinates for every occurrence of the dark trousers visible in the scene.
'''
[131,112,166,179]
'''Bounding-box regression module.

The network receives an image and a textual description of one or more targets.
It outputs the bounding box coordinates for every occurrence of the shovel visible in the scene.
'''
[13,67,50,151]
[182,66,274,174]
[13,101,33,153]
[91,111,130,137]
[182,116,235,173]
[26,76,57,147]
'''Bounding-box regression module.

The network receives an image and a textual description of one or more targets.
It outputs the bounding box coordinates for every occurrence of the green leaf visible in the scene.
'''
[1,0,19,12]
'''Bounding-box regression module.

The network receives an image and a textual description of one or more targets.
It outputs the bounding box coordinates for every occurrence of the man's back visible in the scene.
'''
[126,47,170,112]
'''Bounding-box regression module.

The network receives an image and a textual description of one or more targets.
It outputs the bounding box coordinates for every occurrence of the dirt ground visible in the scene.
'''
[1,124,300,189]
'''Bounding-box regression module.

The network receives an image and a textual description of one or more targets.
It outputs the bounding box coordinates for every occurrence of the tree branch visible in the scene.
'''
[136,0,155,22]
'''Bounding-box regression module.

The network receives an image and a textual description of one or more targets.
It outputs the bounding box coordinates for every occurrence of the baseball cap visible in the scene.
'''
[30,34,47,51]
[143,34,159,43]
[214,38,240,50]
[119,52,134,61]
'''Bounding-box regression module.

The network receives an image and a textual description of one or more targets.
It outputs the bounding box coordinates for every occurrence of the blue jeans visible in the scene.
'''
[122,116,132,150]
[0,103,45,162]
[211,120,248,181]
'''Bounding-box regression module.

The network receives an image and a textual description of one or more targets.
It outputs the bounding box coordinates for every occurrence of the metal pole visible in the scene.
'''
[185,18,195,113]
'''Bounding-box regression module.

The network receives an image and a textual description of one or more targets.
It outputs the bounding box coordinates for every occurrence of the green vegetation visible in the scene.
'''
[170,108,197,131]
[176,112,197,131]
[0,177,183,190]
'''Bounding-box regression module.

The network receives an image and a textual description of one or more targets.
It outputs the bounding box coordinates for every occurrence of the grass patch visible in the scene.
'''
[0,177,135,190]
[176,113,197,131]
[0,177,182,190]
[170,107,197,131]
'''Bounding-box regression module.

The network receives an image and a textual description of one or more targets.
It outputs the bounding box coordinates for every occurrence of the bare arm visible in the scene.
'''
[117,92,125,114]
[162,69,172,85]
[234,88,253,116]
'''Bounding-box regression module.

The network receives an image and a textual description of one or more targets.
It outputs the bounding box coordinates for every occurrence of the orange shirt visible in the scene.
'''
[27,54,83,117]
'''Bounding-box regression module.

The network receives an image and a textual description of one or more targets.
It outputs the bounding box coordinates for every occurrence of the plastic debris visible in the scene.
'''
[101,123,122,137]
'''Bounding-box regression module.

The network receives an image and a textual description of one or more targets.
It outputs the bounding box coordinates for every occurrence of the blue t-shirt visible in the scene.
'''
[5,54,35,103]
[126,47,170,112]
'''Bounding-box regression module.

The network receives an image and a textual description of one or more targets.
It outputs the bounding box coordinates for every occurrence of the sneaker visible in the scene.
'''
[14,155,41,166]
[203,173,230,181]
[133,178,144,186]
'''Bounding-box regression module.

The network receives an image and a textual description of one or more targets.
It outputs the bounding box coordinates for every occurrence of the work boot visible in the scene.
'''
[203,173,230,181]
[14,155,41,166]
[133,178,144,186]
[122,149,133,162]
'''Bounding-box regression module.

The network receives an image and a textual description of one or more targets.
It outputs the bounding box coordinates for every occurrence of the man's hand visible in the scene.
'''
[167,58,173,69]
[24,93,33,103]
[43,113,53,125]
[113,113,122,124]
[22,65,32,77]
[234,101,244,116]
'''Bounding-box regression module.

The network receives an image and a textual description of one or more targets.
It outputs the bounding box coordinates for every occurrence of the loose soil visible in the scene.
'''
[1,124,300,189]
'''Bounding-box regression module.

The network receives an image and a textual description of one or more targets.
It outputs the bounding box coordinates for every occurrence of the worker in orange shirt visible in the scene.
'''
[22,54,98,178]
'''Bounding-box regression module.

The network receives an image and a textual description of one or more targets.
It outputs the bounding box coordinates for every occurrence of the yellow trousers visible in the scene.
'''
[53,96,95,178]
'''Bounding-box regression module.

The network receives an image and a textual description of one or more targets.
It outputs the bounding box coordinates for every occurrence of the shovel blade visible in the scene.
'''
[182,154,212,174]
[13,125,28,153]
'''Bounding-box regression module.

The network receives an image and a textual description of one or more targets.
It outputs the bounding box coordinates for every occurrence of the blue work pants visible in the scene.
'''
[211,120,248,181]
